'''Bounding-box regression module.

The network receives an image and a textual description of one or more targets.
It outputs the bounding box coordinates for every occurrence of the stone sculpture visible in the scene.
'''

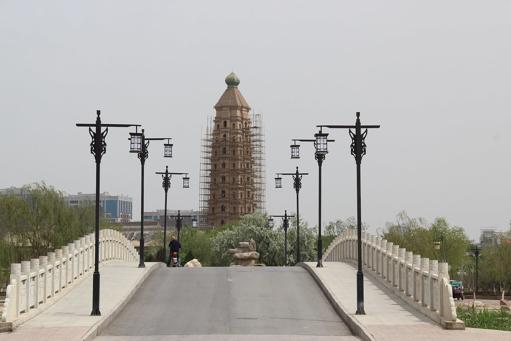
[228,239,260,266]
[184,259,202,268]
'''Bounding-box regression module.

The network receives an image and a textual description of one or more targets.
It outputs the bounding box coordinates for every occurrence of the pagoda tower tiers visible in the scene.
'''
[207,73,258,226]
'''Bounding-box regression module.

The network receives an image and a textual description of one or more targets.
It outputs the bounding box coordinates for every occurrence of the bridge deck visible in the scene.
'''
[98,267,357,340]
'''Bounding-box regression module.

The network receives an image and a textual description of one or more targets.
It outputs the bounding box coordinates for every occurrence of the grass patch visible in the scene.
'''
[457,306,511,331]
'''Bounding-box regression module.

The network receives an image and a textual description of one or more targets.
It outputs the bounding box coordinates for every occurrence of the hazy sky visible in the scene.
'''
[1,1,510,240]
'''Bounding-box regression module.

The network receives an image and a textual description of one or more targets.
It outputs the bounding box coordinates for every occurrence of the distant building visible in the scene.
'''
[144,209,199,228]
[65,192,132,222]
[479,228,511,248]
[0,186,32,199]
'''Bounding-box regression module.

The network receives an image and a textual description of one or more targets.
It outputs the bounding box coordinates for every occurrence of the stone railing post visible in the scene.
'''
[10,263,21,319]
[381,240,386,278]
[62,246,69,286]
[392,245,399,287]
[413,255,421,302]
[39,256,48,304]
[375,239,380,275]
[30,259,40,309]
[405,251,413,296]
[373,237,379,272]
[438,262,449,318]
[47,252,55,298]
[398,248,406,292]
[74,240,81,276]
[430,260,439,311]
[421,258,430,307]
[385,242,393,282]
[67,243,75,281]
[21,261,31,313]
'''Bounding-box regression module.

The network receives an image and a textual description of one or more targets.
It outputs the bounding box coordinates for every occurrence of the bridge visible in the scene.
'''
[1,229,510,341]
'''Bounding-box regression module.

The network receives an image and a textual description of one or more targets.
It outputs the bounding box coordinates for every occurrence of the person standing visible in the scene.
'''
[168,235,181,267]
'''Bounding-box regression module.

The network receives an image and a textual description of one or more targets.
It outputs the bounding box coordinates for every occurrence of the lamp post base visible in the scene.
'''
[316,260,323,268]
[91,271,101,316]
[356,270,365,315]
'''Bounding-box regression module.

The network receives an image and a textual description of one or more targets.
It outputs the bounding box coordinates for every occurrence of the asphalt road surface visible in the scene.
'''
[97,266,357,341]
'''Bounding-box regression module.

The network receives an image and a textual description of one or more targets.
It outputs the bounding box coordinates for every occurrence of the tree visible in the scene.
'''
[210,213,317,266]
[383,211,469,277]
[0,183,94,285]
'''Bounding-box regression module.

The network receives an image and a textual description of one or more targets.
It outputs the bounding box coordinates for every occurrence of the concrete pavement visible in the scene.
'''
[97,266,358,341]
[303,261,511,341]
[0,261,160,341]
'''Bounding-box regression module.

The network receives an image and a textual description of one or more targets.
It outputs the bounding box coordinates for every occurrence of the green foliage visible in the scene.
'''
[456,307,511,331]
[210,213,316,266]
[478,237,511,294]
[324,217,367,236]
[384,211,470,276]
[0,183,94,285]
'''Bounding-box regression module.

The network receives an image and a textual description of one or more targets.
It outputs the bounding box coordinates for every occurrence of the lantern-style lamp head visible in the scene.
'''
[164,139,173,158]
[182,175,190,189]
[314,129,329,156]
[129,128,143,153]
[434,241,441,250]
[290,142,300,159]
[268,217,274,229]
[162,177,170,190]
[275,175,282,189]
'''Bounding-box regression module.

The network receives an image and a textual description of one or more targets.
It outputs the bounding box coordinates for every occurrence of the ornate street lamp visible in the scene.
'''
[268,210,295,266]
[275,167,309,263]
[274,175,283,189]
[290,134,334,268]
[164,139,173,158]
[129,128,143,153]
[469,245,481,296]
[318,111,380,315]
[182,175,190,189]
[76,110,139,316]
[290,141,300,159]
[130,129,173,268]
[155,167,190,264]
[267,217,275,229]
[170,210,196,243]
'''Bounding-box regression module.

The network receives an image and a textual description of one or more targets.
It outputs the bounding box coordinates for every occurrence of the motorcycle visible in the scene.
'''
[170,251,179,267]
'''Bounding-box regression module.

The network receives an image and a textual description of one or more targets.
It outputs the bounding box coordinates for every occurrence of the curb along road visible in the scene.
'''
[299,262,376,341]
[82,262,164,341]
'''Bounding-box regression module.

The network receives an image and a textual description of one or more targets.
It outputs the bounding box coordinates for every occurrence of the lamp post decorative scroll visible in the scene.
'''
[268,210,295,266]
[155,166,190,264]
[76,110,140,316]
[318,111,380,315]
[275,167,308,264]
[130,128,173,268]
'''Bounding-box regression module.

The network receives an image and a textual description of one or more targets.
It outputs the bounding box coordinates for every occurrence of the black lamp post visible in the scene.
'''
[290,134,333,268]
[318,112,380,315]
[170,210,196,243]
[275,167,308,264]
[434,234,445,262]
[76,110,139,316]
[155,166,190,263]
[268,210,295,266]
[468,244,481,295]
[130,129,173,268]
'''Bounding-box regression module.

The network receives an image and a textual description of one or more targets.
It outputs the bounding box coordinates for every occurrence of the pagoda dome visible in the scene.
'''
[225,72,240,87]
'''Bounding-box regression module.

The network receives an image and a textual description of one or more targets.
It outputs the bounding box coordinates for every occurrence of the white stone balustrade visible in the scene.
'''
[1,229,138,324]
[323,229,463,329]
